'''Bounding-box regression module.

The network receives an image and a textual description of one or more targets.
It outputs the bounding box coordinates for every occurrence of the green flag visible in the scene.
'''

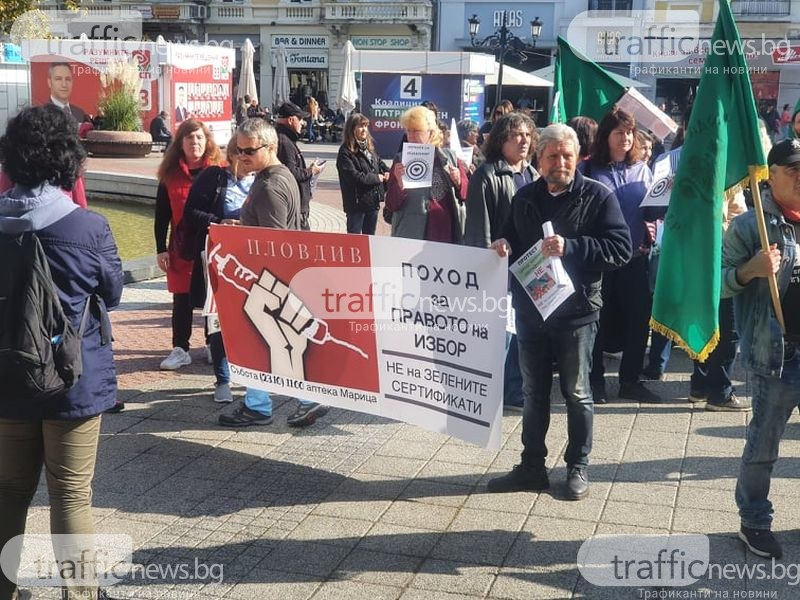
[650,0,768,361]
[550,36,627,124]
[549,48,563,124]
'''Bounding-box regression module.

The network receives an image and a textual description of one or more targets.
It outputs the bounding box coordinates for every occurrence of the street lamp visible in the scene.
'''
[468,12,543,107]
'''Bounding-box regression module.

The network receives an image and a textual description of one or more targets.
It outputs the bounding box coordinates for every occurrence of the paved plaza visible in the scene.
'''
[17,144,800,599]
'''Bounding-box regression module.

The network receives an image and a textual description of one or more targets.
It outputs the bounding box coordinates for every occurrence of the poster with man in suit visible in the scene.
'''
[46,62,87,122]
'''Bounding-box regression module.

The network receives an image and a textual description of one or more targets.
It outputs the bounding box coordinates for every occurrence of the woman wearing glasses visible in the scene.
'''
[385,105,468,243]
[182,142,255,404]
[336,113,390,235]
[154,119,222,371]
[479,100,513,146]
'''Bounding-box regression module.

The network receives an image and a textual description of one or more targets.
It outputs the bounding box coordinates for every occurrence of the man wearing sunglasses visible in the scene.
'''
[218,118,330,429]
[275,102,323,231]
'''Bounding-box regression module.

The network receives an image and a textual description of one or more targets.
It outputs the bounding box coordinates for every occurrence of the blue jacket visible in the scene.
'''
[582,160,653,248]
[502,170,632,330]
[0,184,123,420]
[722,188,795,377]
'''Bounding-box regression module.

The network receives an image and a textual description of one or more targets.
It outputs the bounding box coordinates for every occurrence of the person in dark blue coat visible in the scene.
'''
[0,105,123,600]
[486,123,631,501]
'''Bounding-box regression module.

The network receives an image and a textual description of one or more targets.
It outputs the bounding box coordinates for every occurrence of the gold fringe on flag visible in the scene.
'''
[649,317,720,363]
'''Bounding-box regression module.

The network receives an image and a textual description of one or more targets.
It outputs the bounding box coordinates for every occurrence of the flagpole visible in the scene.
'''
[749,166,786,333]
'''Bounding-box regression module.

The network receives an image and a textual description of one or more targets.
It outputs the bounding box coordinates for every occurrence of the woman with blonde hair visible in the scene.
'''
[182,141,255,403]
[154,119,222,371]
[306,96,320,143]
[385,105,468,242]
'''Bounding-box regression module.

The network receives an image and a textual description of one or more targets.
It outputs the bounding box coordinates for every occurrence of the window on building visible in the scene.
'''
[596,31,621,57]
[653,1,714,22]
[588,0,633,11]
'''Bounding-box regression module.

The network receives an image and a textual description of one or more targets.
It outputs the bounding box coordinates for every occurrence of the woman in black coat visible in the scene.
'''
[336,113,390,234]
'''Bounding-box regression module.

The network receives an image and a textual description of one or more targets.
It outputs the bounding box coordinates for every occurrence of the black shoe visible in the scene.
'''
[218,403,273,427]
[641,366,664,381]
[688,389,708,403]
[739,526,782,559]
[487,464,549,493]
[287,403,329,427]
[565,466,589,500]
[706,394,751,412]
[104,401,125,414]
[618,381,661,403]
[591,381,608,404]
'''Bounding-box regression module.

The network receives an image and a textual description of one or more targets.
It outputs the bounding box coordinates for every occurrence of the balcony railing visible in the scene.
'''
[281,5,317,20]
[325,2,432,23]
[209,4,255,22]
[730,1,790,17]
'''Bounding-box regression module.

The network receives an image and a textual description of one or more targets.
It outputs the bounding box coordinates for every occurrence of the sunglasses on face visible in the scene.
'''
[236,144,268,156]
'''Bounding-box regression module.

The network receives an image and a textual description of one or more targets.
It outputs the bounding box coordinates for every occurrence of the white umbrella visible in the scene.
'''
[272,45,291,109]
[487,63,553,88]
[336,41,358,115]
[237,38,258,102]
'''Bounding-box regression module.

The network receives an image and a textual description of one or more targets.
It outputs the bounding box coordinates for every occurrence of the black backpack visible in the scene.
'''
[0,232,91,402]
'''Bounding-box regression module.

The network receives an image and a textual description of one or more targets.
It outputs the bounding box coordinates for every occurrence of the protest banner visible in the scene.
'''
[207,226,508,449]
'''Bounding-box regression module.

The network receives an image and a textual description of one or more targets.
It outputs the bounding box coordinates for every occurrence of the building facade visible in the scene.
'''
[35,0,434,112]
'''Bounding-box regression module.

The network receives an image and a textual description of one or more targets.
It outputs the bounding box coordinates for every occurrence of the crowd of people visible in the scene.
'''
[2,91,800,600]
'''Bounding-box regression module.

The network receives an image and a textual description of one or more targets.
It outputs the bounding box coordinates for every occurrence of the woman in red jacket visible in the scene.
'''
[154,119,222,370]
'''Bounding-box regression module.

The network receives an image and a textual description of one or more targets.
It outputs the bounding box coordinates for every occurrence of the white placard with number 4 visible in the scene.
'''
[400,75,422,99]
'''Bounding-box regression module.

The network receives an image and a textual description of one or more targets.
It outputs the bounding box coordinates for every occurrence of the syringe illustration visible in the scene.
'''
[208,242,369,380]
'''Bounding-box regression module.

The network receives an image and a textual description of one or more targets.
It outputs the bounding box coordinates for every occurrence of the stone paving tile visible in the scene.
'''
[357,522,444,558]
[429,509,527,566]
[311,498,393,522]
[600,499,674,530]
[374,438,442,460]
[462,489,538,515]
[310,580,402,600]
[673,506,739,534]
[416,459,488,487]
[331,548,423,587]
[288,515,373,548]
[409,558,498,596]
[614,458,684,485]
[226,574,321,600]
[356,455,428,478]
[252,541,350,579]
[593,523,670,536]
[529,482,611,523]
[489,568,579,600]
[433,442,500,467]
[380,499,460,531]
[607,481,678,506]
[676,484,738,511]
[397,478,473,508]
[400,590,483,600]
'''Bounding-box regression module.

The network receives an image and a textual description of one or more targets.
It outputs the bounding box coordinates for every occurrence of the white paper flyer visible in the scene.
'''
[401,142,435,189]
[509,221,575,320]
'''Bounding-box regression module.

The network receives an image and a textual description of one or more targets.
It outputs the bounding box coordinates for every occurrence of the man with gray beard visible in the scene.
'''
[487,124,631,500]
